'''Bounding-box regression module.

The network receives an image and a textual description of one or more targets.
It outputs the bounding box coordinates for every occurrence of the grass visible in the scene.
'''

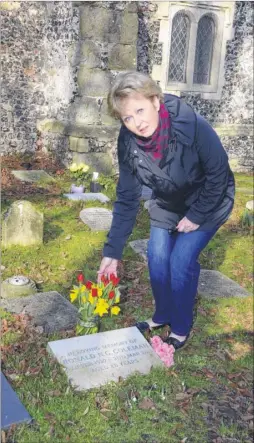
[1,170,253,443]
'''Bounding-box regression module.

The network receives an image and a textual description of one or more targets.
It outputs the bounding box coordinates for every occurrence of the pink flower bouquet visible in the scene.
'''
[150,335,175,367]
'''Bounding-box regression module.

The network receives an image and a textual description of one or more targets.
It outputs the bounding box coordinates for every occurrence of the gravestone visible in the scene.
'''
[1,372,32,430]
[2,200,43,248]
[1,291,78,333]
[48,326,163,391]
[141,186,152,201]
[79,207,112,231]
[12,170,54,183]
[1,276,37,299]
[129,238,148,260]
[198,270,250,298]
[64,192,110,203]
[129,239,250,298]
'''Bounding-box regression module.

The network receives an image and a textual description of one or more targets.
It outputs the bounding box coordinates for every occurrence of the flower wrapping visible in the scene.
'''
[150,335,175,368]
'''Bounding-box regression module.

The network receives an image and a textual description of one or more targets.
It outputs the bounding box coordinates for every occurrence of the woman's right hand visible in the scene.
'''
[97,257,118,282]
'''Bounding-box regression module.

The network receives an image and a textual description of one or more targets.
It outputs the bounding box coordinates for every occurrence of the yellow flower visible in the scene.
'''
[97,288,103,297]
[82,164,89,173]
[94,299,109,317]
[69,163,78,172]
[70,289,79,302]
[111,306,120,316]
[81,295,87,303]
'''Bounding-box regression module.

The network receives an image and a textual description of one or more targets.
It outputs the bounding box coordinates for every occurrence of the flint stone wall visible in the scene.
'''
[1,1,253,172]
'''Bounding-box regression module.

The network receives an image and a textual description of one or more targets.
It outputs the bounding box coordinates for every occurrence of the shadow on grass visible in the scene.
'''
[43,222,64,242]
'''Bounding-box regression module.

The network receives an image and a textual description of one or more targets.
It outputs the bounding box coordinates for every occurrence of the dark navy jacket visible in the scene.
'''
[103,94,235,259]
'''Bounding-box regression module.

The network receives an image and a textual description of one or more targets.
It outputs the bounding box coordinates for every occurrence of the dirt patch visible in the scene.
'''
[1,153,65,200]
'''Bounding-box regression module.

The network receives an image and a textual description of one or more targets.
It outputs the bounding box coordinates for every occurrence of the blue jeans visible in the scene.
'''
[147,226,218,335]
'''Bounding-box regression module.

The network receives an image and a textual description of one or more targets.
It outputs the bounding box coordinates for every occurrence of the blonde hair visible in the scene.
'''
[107,71,164,118]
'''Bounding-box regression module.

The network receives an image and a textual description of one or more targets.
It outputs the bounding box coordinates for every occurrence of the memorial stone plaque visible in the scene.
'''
[64,193,110,203]
[48,327,164,391]
[79,207,112,231]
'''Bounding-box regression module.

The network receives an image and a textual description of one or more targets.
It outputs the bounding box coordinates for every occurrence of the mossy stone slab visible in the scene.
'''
[12,170,55,183]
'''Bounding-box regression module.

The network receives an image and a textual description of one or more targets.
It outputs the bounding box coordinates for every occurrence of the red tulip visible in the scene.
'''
[86,281,93,290]
[109,274,120,286]
[91,288,98,297]
[101,275,109,286]
[77,273,85,284]
[109,291,115,299]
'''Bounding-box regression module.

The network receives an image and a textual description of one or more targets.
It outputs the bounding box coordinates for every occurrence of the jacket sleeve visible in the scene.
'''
[185,116,230,226]
[103,132,142,260]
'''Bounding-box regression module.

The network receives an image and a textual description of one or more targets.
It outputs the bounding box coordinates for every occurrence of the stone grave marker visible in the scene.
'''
[198,270,249,298]
[80,207,112,231]
[48,326,163,391]
[2,200,44,248]
[1,372,32,430]
[129,239,250,298]
[12,170,55,183]
[141,186,152,201]
[64,192,110,203]
[1,291,79,333]
[1,276,37,299]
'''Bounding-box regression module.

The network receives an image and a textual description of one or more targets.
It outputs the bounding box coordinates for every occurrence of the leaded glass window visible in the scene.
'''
[168,12,190,83]
[193,15,215,84]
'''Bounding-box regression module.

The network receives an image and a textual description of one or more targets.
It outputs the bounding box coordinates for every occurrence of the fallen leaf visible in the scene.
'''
[224,349,234,361]
[242,414,254,421]
[138,397,156,410]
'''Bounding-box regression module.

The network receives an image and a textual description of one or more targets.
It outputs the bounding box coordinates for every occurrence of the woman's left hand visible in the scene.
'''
[176,216,200,233]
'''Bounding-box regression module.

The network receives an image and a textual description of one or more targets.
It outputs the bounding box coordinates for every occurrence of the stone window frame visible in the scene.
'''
[152,1,235,99]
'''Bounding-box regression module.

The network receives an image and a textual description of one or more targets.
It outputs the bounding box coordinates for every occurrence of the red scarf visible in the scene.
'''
[136,103,171,160]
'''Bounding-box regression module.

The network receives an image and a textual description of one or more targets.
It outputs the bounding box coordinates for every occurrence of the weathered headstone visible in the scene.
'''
[48,326,163,391]
[79,207,112,231]
[1,372,32,430]
[1,291,78,333]
[1,276,37,299]
[129,239,250,298]
[12,170,54,183]
[64,192,110,203]
[2,200,44,248]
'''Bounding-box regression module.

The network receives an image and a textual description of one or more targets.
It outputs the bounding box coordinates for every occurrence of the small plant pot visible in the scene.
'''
[70,184,85,194]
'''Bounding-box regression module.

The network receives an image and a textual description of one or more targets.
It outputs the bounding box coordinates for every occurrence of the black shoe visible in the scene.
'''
[135,321,168,334]
[135,321,152,333]
[164,334,189,350]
